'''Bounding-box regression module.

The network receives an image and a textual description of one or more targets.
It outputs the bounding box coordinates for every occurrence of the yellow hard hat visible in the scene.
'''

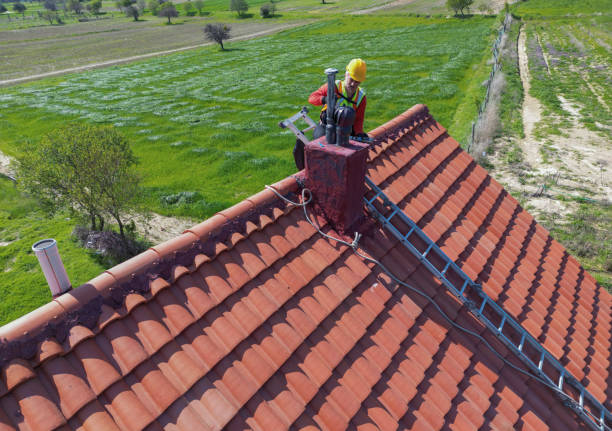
[346,58,366,82]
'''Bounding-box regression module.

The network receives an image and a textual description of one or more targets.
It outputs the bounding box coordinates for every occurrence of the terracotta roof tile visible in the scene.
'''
[1,105,609,431]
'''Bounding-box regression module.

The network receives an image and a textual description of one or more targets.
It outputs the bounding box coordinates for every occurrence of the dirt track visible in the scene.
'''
[352,0,511,15]
[490,24,611,219]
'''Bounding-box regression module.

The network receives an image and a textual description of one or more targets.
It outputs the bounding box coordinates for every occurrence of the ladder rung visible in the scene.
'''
[459,279,469,295]
[422,243,434,259]
[558,370,565,390]
[385,209,398,223]
[518,332,526,352]
[580,388,585,407]
[498,315,506,333]
[479,296,487,314]
[404,227,415,240]
[441,262,451,276]
[367,190,383,205]
[538,352,545,371]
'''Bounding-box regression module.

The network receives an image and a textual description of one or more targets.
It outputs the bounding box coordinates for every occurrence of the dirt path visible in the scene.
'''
[131,212,197,245]
[0,22,303,87]
[351,0,415,15]
[517,25,543,166]
[489,24,611,220]
[352,0,511,15]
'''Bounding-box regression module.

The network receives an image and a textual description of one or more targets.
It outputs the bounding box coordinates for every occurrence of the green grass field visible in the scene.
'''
[513,0,612,18]
[0,176,106,324]
[0,15,496,218]
[0,14,498,324]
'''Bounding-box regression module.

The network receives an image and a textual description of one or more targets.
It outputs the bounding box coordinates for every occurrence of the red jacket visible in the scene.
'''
[308,82,367,135]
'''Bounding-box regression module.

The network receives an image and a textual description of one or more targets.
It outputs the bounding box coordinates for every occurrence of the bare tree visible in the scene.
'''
[158,1,177,23]
[203,22,231,50]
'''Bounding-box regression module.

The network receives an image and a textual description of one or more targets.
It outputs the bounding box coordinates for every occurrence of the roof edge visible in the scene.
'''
[0,174,301,351]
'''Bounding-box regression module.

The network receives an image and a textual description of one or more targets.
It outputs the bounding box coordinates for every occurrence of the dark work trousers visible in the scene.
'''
[293,123,325,170]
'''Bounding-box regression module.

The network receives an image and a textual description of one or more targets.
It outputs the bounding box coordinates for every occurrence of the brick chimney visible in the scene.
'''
[304,137,369,235]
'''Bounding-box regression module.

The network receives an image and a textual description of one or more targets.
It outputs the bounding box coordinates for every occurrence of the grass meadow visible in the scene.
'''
[0,14,498,324]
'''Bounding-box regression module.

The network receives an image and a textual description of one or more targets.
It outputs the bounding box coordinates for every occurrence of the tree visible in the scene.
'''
[13,2,26,16]
[125,4,138,19]
[193,0,203,14]
[203,22,230,50]
[147,0,159,14]
[41,9,59,22]
[259,2,274,17]
[67,0,82,14]
[86,0,101,14]
[14,124,141,242]
[158,1,177,23]
[0,4,6,13]
[43,0,57,11]
[229,0,247,17]
[136,0,145,12]
[446,0,473,16]
[182,0,194,15]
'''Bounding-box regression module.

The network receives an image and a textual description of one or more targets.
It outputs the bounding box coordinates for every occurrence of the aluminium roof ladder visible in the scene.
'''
[363,176,611,431]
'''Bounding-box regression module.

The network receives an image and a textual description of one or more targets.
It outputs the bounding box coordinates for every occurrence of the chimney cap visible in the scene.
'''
[32,238,57,252]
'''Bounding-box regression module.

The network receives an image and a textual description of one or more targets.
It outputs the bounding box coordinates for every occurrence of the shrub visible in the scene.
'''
[229,0,247,17]
[260,2,275,17]
[125,4,139,20]
[147,0,160,14]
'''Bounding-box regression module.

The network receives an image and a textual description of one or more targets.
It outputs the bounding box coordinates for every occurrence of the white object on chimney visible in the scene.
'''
[32,239,71,297]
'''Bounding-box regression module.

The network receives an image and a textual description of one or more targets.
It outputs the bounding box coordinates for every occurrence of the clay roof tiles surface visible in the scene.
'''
[1,104,610,431]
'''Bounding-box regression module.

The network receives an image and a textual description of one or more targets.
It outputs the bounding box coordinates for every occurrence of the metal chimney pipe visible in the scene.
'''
[324,68,338,145]
[32,239,71,298]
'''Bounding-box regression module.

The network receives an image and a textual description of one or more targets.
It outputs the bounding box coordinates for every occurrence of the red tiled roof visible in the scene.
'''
[1,104,610,431]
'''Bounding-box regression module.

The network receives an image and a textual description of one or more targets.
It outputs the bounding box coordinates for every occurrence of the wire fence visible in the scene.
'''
[467,12,512,154]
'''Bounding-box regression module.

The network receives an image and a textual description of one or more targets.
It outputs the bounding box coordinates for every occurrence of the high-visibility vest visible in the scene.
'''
[335,79,365,108]
[322,80,365,113]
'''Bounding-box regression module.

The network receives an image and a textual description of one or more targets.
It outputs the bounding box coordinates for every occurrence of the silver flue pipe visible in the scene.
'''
[324,68,338,145]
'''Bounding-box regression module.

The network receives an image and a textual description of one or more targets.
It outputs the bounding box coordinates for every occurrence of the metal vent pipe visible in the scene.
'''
[324,68,338,145]
[32,239,71,298]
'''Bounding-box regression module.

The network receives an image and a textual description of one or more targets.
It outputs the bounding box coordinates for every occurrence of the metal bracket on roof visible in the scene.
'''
[362,176,611,431]
[278,106,318,146]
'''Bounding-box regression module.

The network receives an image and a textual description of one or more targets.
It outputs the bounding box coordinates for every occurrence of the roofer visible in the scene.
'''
[293,58,369,170]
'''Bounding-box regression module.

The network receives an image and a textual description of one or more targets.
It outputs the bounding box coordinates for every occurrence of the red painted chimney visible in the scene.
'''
[304,137,369,235]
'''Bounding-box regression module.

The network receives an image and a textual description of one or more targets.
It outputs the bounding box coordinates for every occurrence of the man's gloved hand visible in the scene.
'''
[321,96,326,105]
[356,132,369,139]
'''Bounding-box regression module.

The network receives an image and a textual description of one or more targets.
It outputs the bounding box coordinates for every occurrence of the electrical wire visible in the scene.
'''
[264,185,611,431]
